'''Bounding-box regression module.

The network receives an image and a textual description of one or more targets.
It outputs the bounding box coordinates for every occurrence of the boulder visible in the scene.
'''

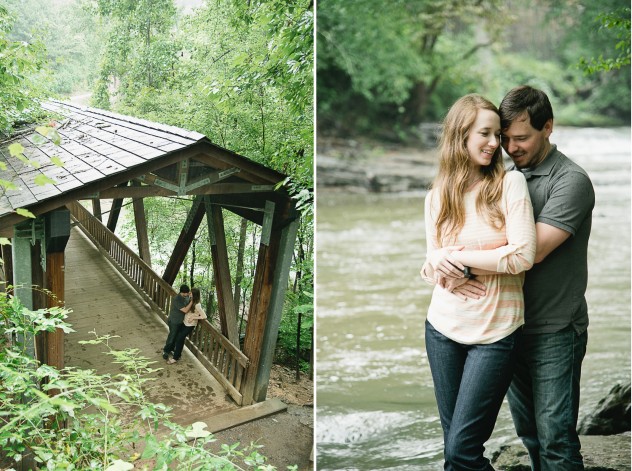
[491,433,631,470]
[578,382,631,435]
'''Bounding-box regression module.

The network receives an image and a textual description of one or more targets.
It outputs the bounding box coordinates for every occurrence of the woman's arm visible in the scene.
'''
[449,173,536,275]
[180,298,194,313]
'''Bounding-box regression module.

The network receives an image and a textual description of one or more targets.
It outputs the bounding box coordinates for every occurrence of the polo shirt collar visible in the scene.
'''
[511,144,559,179]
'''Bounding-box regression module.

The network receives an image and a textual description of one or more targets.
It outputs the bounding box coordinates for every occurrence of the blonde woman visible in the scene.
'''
[168,287,207,364]
[420,94,536,470]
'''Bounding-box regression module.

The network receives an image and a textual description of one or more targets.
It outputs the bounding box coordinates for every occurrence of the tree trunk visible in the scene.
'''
[233,218,248,311]
[189,238,196,287]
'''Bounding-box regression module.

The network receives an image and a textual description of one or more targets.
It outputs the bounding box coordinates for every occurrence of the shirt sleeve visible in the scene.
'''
[453,172,537,274]
[493,172,537,274]
[538,170,595,235]
[420,190,439,284]
[195,304,207,320]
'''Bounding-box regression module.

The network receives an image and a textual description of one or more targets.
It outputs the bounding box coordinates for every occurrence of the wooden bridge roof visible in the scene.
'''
[0,100,290,235]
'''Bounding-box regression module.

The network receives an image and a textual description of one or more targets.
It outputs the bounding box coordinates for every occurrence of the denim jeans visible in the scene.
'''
[173,325,195,360]
[425,320,519,471]
[163,319,183,355]
[507,326,587,471]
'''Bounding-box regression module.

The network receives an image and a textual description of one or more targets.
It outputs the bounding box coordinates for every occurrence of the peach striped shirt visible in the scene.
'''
[421,171,536,344]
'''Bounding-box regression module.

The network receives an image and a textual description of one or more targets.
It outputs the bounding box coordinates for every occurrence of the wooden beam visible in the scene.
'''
[82,182,277,200]
[162,196,205,285]
[92,199,102,221]
[197,142,286,185]
[193,151,278,186]
[206,202,239,346]
[45,252,65,373]
[107,181,128,233]
[205,398,287,433]
[131,181,151,267]
[241,201,281,405]
[253,210,299,402]
[1,243,13,288]
[12,224,36,358]
[0,143,209,231]
[31,240,47,362]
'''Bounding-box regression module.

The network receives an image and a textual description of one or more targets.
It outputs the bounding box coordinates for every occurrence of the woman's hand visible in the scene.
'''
[428,245,465,279]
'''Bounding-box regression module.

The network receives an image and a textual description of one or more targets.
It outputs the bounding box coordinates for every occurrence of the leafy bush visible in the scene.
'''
[0,288,293,470]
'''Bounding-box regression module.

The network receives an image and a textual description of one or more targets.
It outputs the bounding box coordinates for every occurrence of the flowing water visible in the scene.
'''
[315,127,631,470]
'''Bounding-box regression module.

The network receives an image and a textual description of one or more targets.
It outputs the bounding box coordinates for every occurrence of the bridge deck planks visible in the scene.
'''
[64,227,238,427]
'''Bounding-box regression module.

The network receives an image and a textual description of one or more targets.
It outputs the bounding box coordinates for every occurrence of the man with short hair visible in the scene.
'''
[501,86,594,470]
[162,284,192,361]
[453,85,594,470]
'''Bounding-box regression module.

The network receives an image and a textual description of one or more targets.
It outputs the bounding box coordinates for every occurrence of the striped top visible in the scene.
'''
[421,171,536,344]
[184,304,207,327]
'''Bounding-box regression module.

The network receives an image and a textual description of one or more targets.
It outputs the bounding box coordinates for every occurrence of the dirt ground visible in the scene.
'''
[210,364,314,471]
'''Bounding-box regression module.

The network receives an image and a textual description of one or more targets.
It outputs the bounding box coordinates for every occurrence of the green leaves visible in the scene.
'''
[8,142,24,156]
[34,174,57,186]
[15,207,35,218]
[105,460,134,471]
[185,421,211,439]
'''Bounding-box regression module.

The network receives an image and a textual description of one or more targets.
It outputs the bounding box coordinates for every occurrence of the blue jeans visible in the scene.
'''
[425,320,519,471]
[507,326,587,471]
[173,325,195,360]
[163,319,183,355]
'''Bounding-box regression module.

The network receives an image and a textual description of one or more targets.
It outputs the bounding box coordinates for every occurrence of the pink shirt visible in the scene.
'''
[421,171,536,344]
[183,304,207,327]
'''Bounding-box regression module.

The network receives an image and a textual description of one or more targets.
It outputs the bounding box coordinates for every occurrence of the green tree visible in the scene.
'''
[0,5,48,135]
[317,0,509,135]
[578,5,631,73]
[90,0,179,109]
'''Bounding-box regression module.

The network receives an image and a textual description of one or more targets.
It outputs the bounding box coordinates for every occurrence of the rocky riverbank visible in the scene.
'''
[316,136,438,193]
[492,382,631,470]
[491,433,631,470]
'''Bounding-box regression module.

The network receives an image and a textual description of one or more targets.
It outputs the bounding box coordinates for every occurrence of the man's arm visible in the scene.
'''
[534,222,571,263]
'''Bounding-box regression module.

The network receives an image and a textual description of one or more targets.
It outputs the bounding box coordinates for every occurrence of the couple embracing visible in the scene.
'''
[162,284,207,364]
[421,86,594,470]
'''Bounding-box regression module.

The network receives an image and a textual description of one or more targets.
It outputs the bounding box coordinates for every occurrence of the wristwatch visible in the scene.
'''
[462,266,475,279]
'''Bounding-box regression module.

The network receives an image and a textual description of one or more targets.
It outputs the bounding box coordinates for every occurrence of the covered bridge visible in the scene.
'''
[0,100,299,409]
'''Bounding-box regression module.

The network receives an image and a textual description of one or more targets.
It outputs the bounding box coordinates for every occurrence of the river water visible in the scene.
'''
[315,127,631,470]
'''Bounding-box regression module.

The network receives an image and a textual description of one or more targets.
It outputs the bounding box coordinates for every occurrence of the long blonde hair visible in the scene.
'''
[432,94,506,245]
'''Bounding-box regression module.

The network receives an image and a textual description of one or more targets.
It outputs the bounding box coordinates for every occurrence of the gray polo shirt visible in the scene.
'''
[168,293,189,324]
[511,145,594,334]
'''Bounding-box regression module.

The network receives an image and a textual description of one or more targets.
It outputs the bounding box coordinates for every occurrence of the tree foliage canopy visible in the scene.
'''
[318,0,631,138]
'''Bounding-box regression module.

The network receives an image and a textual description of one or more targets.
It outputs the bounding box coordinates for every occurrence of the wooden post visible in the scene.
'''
[1,244,13,288]
[107,182,128,233]
[162,196,205,285]
[31,240,47,363]
[241,201,299,404]
[12,224,36,358]
[132,181,152,267]
[45,252,65,372]
[206,201,239,346]
[92,198,102,221]
[253,210,299,403]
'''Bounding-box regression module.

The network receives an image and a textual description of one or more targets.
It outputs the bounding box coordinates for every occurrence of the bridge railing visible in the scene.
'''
[66,201,248,405]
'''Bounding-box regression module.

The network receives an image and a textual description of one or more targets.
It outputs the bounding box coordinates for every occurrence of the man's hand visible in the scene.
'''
[447,278,487,301]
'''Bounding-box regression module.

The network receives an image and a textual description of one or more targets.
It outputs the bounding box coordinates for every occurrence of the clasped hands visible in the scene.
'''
[428,246,486,301]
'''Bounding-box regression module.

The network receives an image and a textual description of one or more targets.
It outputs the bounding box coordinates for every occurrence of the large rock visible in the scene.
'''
[491,433,631,470]
[578,382,631,435]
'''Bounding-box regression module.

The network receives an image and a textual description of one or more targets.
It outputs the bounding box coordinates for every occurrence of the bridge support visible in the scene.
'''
[241,200,299,405]
[206,201,239,346]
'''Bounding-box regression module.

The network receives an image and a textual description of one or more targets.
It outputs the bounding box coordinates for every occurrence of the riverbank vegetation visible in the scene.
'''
[318,0,630,142]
